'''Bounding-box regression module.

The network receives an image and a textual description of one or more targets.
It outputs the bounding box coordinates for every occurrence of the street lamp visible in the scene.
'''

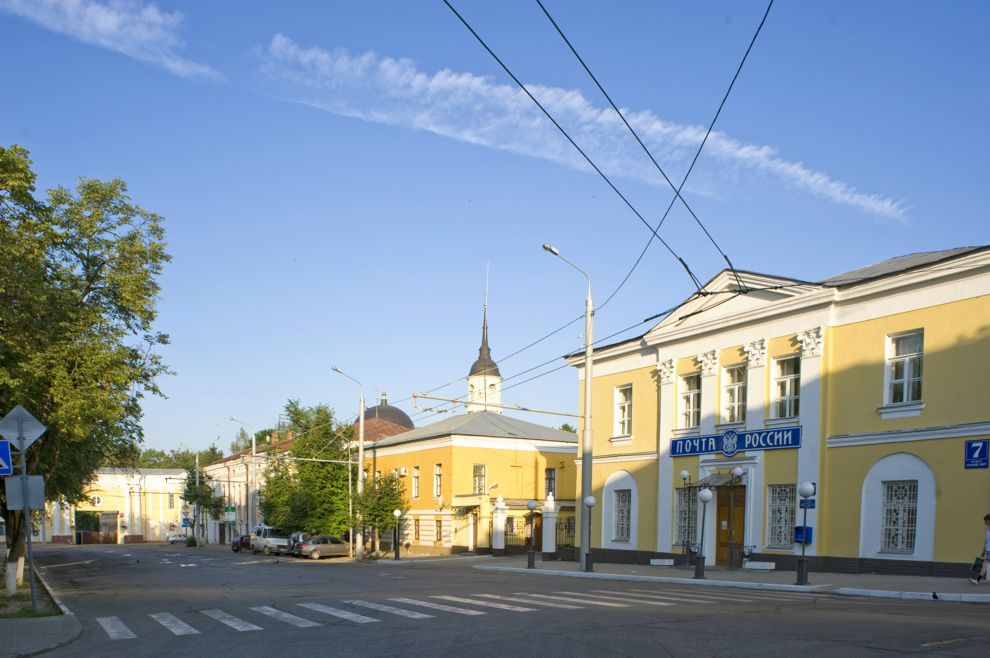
[679,469,692,566]
[544,243,594,572]
[393,509,402,561]
[583,496,596,573]
[230,416,258,532]
[728,466,744,570]
[695,488,713,579]
[526,500,538,569]
[796,481,815,585]
[333,366,365,560]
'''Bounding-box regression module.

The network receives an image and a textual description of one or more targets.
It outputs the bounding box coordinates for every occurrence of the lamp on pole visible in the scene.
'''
[544,243,594,571]
[796,481,815,585]
[695,488,713,579]
[583,496,596,572]
[333,366,365,560]
[728,466,744,570]
[393,509,402,561]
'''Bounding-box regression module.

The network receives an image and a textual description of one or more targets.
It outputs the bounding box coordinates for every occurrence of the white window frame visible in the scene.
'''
[680,374,701,429]
[614,384,633,437]
[613,489,631,542]
[885,330,923,406]
[773,356,801,419]
[545,467,557,498]
[473,464,486,495]
[880,479,918,554]
[674,488,697,547]
[766,484,796,549]
[433,463,442,498]
[412,466,420,499]
[722,365,747,424]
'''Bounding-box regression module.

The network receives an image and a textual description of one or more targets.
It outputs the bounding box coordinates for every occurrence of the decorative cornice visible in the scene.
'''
[699,350,718,377]
[658,359,674,385]
[742,339,766,368]
[827,421,990,448]
[797,326,823,358]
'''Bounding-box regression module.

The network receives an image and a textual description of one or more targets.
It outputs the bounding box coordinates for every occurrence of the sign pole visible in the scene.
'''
[17,418,37,612]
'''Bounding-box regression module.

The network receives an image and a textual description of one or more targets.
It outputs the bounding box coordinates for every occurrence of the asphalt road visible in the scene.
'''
[33,543,990,657]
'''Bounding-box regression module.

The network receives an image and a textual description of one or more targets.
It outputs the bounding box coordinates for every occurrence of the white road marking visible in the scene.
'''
[431,595,535,612]
[200,609,263,631]
[628,587,771,602]
[388,598,486,615]
[474,593,582,609]
[298,602,379,623]
[345,600,433,619]
[149,612,200,635]
[96,616,136,640]
[517,593,629,607]
[563,591,673,606]
[594,589,715,605]
[251,606,321,628]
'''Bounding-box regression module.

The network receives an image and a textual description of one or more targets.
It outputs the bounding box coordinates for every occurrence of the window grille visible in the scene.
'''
[675,488,697,546]
[881,480,918,553]
[613,489,632,542]
[766,484,796,548]
[413,518,420,540]
[774,357,801,418]
[435,519,443,542]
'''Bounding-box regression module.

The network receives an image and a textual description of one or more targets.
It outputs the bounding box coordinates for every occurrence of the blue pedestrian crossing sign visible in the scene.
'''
[0,441,12,476]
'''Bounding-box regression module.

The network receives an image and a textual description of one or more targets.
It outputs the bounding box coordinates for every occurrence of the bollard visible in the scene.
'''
[694,554,706,579]
[584,551,594,573]
[527,549,536,569]
[795,557,808,585]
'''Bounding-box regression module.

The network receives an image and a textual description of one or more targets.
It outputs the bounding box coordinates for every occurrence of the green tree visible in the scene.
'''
[353,473,406,555]
[258,401,352,535]
[559,423,577,433]
[0,145,171,572]
[136,445,224,470]
[181,466,225,543]
[229,428,252,455]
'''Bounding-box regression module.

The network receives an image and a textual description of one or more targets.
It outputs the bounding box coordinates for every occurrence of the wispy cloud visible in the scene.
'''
[0,0,219,80]
[260,34,907,221]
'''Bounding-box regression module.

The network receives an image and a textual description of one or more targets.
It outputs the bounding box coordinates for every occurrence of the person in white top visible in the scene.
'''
[968,513,990,585]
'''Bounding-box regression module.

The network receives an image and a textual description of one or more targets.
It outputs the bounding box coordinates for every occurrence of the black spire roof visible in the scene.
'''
[468,306,500,378]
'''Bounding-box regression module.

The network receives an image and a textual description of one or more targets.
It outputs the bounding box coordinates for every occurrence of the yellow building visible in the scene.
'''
[367,308,578,554]
[42,468,187,544]
[569,246,990,574]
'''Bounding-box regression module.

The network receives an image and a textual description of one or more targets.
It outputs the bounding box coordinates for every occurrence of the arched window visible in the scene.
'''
[859,453,935,560]
[601,470,638,549]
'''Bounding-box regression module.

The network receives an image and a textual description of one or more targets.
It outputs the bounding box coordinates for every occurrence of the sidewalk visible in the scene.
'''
[0,569,80,658]
[472,556,990,603]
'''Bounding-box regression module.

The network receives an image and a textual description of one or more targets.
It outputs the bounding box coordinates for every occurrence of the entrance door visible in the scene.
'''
[716,486,745,566]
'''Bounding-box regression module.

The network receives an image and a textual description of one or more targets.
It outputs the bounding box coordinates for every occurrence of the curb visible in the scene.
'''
[836,587,990,603]
[473,565,820,593]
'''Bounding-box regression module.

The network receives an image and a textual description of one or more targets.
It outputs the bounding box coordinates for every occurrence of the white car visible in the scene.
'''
[166,532,188,544]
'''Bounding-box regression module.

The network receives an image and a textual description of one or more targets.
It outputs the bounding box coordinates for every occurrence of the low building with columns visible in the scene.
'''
[42,468,187,544]
[568,246,990,574]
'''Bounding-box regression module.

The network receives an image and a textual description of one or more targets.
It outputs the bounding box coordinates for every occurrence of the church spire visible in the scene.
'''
[467,281,502,413]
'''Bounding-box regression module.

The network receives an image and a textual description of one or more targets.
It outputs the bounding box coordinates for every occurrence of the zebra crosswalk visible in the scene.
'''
[91,586,816,640]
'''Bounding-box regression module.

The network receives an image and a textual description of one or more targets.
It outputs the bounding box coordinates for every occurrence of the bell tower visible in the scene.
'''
[467,304,502,413]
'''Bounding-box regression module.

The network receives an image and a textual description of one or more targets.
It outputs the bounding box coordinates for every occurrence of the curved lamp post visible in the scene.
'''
[544,243,594,572]
[393,509,402,561]
[583,496,596,573]
[796,481,815,585]
[695,488,713,579]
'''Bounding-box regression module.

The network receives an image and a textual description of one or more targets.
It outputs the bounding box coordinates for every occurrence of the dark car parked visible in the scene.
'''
[230,534,251,552]
[297,535,348,560]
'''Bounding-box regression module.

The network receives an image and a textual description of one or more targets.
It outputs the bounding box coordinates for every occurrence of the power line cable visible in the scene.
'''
[443,0,703,292]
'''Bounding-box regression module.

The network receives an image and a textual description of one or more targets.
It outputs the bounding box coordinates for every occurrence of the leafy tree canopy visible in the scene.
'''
[137,445,224,471]
[559,423,577,433]
[0,145,171,558]
[354,472,407,535]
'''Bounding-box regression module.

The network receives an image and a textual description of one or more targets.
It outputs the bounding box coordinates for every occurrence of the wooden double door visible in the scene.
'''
[716,486,745,567]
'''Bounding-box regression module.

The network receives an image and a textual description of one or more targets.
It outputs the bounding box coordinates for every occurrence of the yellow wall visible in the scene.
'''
[584,364,658,456]
[828,296,990,436]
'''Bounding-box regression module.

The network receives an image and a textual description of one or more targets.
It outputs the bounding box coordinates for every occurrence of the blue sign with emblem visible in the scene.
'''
[965,439,989,469]
[671,426,802,457]
[0,440,12,476]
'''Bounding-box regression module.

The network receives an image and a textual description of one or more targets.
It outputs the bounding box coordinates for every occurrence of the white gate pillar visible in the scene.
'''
[541,493,558,558]
[492,495,507,555]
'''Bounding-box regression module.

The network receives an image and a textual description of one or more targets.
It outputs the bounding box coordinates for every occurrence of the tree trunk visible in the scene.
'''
[5,511,26,590]
[374,528,380,556]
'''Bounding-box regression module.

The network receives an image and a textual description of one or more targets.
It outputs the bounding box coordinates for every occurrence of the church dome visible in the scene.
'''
[360,392,414,441]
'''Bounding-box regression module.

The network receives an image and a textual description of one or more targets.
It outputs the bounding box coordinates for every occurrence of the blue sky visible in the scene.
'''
[1,1,986,453]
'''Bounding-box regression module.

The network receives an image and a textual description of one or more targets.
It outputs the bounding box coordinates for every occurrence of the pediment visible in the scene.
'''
[644,269,819,341]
